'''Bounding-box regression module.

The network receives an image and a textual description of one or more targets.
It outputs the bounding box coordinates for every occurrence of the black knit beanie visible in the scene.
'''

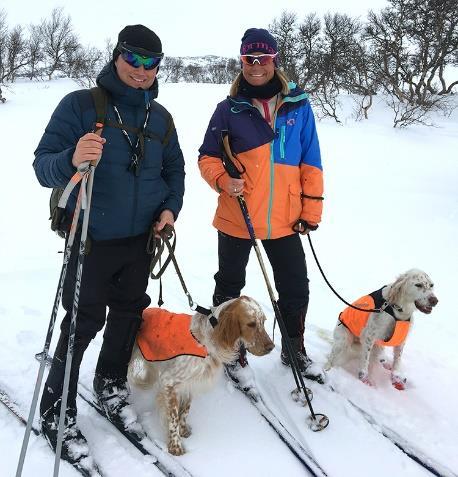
[113,24,162,61]
[240,28,277,55]
[240,28,278,67]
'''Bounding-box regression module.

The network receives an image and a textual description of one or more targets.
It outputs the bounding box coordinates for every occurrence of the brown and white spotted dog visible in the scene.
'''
[325,269,438,390]
[128,296,274,455]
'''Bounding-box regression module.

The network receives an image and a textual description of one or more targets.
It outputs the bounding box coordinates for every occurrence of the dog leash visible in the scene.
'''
[306,234,395,314]
[146,224,177,307]
[151,225,217,327]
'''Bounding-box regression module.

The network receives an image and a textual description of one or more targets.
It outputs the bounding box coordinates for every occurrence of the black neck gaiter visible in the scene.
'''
[237,73,283,99]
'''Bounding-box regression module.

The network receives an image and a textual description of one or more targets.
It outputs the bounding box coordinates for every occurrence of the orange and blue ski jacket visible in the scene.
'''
[198,82,323,240]
[339,287,411,347]
[137,308,207,362]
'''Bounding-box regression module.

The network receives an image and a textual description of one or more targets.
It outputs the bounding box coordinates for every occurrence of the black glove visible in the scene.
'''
[292,219,318,234]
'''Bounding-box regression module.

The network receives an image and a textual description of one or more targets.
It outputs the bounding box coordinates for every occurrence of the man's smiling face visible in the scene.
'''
[115,55,157,90]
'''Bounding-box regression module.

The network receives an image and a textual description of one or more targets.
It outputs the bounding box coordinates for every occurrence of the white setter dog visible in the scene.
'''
[325,269,438,390]
[128,296,274,455]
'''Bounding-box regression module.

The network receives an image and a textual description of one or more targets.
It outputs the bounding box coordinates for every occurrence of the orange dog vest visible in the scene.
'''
[137,308,208,362]
[339,288,411,347]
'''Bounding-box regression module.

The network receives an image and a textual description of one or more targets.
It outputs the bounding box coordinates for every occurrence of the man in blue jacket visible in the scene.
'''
[34,25,185,465]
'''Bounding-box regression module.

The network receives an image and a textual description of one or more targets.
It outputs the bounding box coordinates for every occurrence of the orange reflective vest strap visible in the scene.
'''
[137,308,208,362]
[377,321,410,347]
[339,291,411,347]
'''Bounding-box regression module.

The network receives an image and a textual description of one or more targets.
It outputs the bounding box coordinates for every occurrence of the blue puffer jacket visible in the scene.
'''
[33,63,185,240]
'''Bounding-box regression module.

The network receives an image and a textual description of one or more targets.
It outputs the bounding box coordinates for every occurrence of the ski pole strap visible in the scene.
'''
[57,120,104,218]
[57,163,89,210]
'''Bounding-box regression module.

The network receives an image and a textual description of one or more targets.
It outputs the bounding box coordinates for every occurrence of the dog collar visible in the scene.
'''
[381,301,407,320]
[195,305,218,328]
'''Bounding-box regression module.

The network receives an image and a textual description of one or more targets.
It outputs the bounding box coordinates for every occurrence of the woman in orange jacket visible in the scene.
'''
[198,28,325,385]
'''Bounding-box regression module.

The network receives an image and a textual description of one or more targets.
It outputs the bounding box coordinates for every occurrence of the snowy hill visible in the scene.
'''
[0,79,457,477]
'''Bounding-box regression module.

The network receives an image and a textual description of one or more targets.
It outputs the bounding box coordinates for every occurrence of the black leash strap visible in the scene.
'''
[306,234,385,313]
[147,226,176,280]
[151,225,216,326]
[147,225,177,307]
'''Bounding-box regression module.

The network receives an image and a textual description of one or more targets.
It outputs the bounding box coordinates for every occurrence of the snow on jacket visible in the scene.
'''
[138,308,208,361]
[198,82,323,240]
[339,287,411,347]
[33,63,185,241]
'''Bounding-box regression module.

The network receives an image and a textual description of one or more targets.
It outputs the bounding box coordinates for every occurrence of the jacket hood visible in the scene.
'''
[96,61,159,106]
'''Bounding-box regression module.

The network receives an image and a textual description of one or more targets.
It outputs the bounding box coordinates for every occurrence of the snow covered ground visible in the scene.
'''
[0,79,457,477]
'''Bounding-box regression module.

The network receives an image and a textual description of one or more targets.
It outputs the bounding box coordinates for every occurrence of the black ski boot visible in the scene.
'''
[39,333,97,472]
[281,337,326,384]
[93,313,143,436]
[93,373,143,437]
[40,401,97,472]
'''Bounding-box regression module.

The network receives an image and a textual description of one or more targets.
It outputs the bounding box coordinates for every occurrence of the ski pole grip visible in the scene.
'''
[221,132,241,179]
[89,122,105,167]
[92,122,104,137]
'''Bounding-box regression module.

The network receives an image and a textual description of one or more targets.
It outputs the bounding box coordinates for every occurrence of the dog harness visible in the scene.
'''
[339,287,411,347]
[137,308,208,362]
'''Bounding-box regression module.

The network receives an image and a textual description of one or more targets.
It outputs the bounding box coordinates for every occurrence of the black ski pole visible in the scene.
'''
[16,166,89,477]
[221,131,329,431]
[53,120,104,475]
[53,161,97,477]
[17,123,104,476]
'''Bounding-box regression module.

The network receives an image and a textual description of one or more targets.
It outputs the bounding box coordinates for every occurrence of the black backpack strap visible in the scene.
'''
[89,86,108,131]
[162,116,175,146]
[82,87,174,146]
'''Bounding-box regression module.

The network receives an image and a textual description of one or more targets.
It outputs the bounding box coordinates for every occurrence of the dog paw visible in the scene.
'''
[180,424,192,438]
[168,441,185,456]
[358,371,374,387]
[391,374,407,391]
[379,358,392,371]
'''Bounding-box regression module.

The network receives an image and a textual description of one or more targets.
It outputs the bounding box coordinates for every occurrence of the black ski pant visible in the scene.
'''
[214,231,309,338]
[40,232,151,415]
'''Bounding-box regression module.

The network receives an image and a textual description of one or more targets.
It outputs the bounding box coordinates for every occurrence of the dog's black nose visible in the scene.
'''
[429,296,438,306]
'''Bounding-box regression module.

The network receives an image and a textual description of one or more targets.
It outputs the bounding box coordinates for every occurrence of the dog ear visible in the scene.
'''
[387,272,410,305]
[212,303,242,349]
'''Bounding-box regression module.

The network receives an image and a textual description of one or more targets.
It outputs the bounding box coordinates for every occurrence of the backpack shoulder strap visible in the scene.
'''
[162,115,175,147]
[143,102,176,146]
[89,86,108,132]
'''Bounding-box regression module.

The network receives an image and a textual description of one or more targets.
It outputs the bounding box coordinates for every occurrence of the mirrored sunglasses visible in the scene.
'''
[240,54,277,66]
[119,46,163,70]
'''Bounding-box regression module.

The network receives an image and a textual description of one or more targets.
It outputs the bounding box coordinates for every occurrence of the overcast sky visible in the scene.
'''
[2,0,389,57]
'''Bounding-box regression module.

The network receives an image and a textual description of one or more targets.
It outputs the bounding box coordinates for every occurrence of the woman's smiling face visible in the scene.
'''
[241,52,275,87]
